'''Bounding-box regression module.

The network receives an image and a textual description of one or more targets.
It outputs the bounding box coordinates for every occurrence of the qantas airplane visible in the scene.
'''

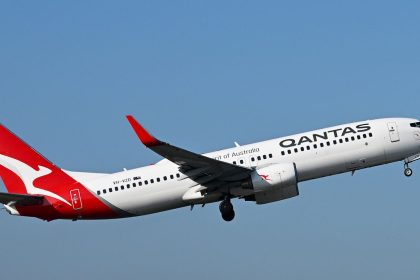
[0,116,420,222]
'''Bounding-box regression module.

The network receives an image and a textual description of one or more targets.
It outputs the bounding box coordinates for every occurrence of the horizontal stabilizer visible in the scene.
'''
[0,192,44,206]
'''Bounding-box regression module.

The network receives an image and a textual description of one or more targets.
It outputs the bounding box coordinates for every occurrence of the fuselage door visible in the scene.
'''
[70,189,83,210]
[387,122,400,142]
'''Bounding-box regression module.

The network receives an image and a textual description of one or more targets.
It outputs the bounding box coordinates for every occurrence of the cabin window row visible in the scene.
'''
[250,154,273,162]
[410,122,420,128]
[280,133,373,156]
[232,154,273,165]
[97,173,181,195]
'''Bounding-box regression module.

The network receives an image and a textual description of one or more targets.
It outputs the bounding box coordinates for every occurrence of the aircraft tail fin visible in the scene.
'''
[0,123,63,194]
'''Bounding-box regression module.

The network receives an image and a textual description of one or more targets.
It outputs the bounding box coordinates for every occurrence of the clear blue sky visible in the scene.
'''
[1,1,420,279]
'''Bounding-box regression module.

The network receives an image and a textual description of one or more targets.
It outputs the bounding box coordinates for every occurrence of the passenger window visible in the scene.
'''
[240,160,244,164]
[345,138,349,142]
[139,181,142,186]
[300,147,304,152]
[320,143,324,148]
[109,188,113,193]
[233,161,237,165]
[157,178,161,182]
[257,156,261,160]
[262,155,267,160]
[97,190,101,195]
[339,139,343,144]
[133,183,136,187]
[150,179,154,184]
[314,144,318,149]
[127,184,130,189]
[145,180,149,185]
[287,150,292,154]
[357,135,361,140]
[306,146,310,150]
[251,157,255,161]
[115,187,119,191]
[369,133,373,137]
[269,154,273,158]
[363,134,367,138]
[176,173,180,178]
[163,176,167,181]
[351,136,355,141]
[121,185,125,190]
[103,189,106,194]
[170,175,174,179]
[333,140,337,145]
[294,148,298,153]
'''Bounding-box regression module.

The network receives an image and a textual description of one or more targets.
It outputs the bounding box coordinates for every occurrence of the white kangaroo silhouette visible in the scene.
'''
[0,154,71,206]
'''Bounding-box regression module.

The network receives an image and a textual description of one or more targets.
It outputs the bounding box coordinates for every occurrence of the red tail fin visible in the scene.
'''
[0,124,60,194]
[0,123,122,220]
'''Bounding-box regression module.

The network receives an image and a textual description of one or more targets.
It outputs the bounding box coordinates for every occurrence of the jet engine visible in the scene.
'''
[246,163,299,204]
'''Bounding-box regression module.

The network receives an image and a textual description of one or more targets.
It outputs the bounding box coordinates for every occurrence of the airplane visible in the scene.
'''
[0,116,420,222]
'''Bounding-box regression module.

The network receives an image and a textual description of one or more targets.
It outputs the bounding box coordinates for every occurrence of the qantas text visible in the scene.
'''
[279,123,371,148]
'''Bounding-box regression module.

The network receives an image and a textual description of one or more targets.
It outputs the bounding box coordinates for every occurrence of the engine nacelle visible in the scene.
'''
[249,163,299,204]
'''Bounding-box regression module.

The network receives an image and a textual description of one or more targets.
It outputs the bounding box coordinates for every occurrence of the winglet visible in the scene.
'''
[126,115,162,147]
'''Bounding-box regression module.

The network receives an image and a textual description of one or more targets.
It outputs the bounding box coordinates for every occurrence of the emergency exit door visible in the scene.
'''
[387,122,400,142]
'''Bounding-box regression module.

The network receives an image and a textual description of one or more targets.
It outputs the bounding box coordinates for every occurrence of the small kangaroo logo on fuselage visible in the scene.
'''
[260,174,270,181]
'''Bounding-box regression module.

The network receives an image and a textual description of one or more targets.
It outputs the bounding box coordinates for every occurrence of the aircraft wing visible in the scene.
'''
[0,192,44,206]
[126,116,253,183]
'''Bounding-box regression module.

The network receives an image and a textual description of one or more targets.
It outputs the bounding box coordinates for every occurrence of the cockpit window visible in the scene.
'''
[410,122,420,128]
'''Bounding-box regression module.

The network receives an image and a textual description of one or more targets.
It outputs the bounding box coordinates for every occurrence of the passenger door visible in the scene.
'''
[387,122,400,142]
[70,189,83,210]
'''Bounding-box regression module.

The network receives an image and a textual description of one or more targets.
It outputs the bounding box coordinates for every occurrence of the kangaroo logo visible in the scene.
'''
[0,154,71,206]
[260,174,271,181]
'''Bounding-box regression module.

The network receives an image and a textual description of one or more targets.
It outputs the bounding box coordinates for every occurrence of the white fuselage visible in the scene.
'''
[70,118,420,217]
